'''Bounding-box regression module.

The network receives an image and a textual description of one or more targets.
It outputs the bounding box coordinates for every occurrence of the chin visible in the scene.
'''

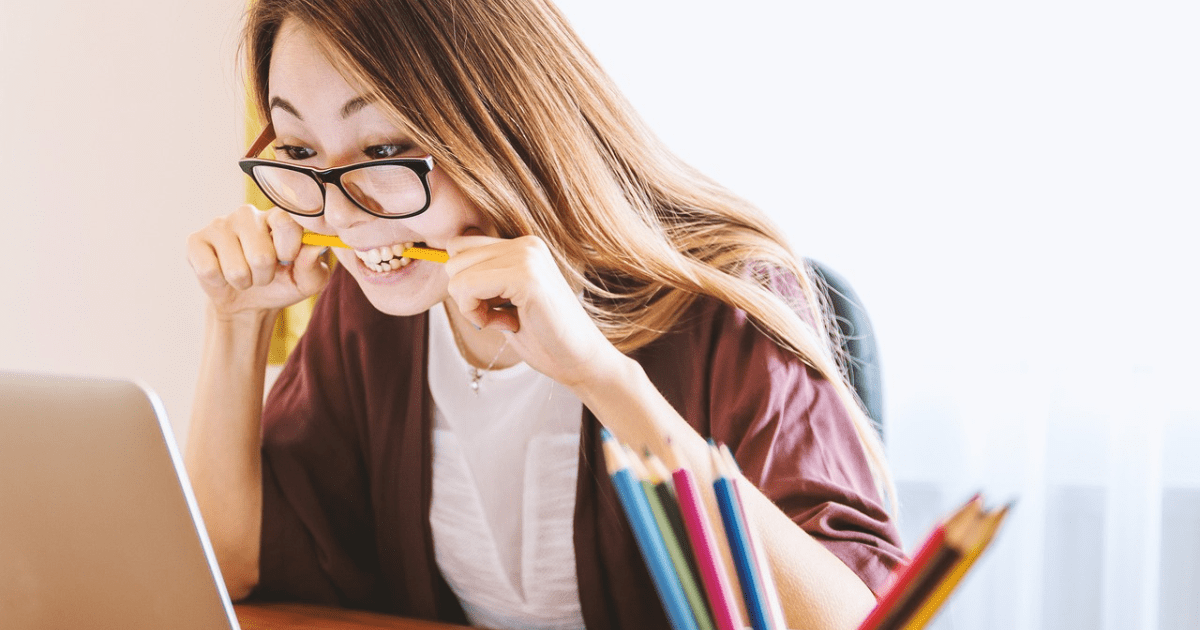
[336,251,446,317]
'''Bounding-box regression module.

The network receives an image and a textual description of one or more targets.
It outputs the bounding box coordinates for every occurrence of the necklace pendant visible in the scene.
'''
[469,368,482,394]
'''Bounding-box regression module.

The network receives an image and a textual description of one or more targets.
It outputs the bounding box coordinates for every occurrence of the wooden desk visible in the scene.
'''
[235,603,473,630]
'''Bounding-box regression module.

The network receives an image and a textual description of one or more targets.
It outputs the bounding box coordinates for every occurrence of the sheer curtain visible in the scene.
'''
[889,368,1200,630]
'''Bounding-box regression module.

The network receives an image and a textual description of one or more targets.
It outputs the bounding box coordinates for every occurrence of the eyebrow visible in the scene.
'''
[268,95,375,121]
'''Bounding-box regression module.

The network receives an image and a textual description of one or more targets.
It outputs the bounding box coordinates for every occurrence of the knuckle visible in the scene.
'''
[225,268,251,287]
[267,206,293,224]
[192,261,216,279]
[210,215,234,233]
[248,253,277,270]
[196,265,224,286]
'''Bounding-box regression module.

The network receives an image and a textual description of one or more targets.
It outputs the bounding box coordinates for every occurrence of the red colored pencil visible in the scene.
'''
[672,464,744,630]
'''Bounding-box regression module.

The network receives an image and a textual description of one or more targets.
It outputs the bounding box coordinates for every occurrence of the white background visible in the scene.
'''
[1,1,1197,628]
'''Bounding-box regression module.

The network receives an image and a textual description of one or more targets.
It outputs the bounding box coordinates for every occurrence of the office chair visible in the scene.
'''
[807,260,884,441]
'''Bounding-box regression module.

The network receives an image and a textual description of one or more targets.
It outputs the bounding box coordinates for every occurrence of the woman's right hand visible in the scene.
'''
[187,205,332,319]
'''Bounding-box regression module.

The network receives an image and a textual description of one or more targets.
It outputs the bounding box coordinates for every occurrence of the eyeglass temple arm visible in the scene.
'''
[245,123,276,159]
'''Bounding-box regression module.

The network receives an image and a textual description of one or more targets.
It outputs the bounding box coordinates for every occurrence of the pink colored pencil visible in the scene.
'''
[672,465,744,630]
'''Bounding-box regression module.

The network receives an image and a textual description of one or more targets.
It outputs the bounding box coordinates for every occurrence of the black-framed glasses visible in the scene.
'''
[239,123,435,219]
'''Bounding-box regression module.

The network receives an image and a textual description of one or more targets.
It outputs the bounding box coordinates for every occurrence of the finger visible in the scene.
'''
[291,245,332,297]
[206,226,255,291]
[446,264,527,332]
[186,231,230,292]
[232,210,281,287]
[443,240,518,282]
[267,208,304,263]
[445,233,502,259]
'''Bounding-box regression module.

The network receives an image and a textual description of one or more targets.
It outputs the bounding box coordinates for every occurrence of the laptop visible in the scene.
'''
[0,371,240,629]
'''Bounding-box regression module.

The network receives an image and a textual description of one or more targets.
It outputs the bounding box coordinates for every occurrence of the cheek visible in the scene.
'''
[427,171,493,234]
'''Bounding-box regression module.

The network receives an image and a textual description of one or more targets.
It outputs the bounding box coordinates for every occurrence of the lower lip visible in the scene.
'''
[351,254,424,284]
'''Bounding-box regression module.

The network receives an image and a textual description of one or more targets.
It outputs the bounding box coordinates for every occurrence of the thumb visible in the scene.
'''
[292,245,332,297]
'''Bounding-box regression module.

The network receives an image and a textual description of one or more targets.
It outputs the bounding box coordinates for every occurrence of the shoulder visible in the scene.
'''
[632,285,835,440]
[637,268,813,386]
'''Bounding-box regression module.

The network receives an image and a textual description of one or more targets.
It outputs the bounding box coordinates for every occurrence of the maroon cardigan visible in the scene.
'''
[250,266,905,628]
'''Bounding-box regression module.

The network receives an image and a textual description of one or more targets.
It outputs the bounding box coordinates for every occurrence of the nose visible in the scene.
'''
[320,182,372,230]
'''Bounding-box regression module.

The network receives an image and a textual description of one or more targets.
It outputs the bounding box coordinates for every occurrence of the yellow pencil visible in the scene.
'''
[898,503,1012,630]
[300,232,449,263]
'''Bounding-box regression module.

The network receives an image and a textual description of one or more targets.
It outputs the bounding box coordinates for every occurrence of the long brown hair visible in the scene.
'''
[244,0,895,506]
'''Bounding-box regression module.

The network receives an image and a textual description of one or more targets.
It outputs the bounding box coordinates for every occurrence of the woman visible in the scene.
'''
[185,1,905,628]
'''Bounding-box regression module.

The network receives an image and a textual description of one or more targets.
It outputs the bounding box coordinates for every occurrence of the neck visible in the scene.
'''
[442,298,519,370]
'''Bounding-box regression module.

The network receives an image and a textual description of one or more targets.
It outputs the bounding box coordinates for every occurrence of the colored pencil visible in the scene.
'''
[857,496,982,630]
[671,460,745,630]
[898,502,1012,630]
[719,445,787,630]
[641,451,717,630]
[711,443,773,630]
[601,430,699,630]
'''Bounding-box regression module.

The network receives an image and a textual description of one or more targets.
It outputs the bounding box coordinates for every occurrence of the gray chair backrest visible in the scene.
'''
[807,260,884,441]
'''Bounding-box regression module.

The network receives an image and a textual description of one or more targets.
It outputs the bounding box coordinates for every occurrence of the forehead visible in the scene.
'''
[268,19,371,123]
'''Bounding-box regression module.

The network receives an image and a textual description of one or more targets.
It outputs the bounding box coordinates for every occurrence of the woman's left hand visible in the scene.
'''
[444,231,623,390]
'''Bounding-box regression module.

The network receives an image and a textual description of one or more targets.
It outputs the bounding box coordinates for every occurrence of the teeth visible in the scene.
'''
[355,241,419,272]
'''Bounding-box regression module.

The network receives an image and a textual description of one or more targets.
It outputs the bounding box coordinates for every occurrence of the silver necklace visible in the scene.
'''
[448,319,511,394]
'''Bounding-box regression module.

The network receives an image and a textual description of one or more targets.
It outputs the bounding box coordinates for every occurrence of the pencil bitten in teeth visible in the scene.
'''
[354,242,421,272]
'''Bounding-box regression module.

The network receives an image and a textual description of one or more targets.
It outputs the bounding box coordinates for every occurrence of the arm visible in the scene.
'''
[184,307,274,600]
[184,205,331,599]
[442,234,898,630]
[572,354,878,630]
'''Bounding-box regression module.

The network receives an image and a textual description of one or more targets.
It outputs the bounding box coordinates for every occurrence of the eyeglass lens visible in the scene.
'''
[251,164,427,217]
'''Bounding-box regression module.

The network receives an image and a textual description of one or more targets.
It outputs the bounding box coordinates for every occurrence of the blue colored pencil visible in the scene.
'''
[720,444,787,630]
[601,429,700,630]
[711,442,773,630]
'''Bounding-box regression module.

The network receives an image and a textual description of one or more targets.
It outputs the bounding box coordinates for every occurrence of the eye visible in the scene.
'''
[273,145,316,161]
[364,144,412,159]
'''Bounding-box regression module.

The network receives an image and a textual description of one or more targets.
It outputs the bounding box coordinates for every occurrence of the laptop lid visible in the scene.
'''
[0,371,240,630]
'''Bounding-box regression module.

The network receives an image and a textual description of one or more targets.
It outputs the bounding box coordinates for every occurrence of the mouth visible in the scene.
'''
[352,241,425,273]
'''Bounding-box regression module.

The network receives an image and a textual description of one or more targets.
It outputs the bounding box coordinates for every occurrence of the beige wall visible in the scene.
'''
[0,1,245,435]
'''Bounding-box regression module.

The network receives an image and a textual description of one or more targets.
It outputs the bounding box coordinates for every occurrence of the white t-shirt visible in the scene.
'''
[426,302,586,630]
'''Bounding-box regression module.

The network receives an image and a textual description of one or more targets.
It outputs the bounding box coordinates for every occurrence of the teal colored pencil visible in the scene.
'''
[601,430,699,630]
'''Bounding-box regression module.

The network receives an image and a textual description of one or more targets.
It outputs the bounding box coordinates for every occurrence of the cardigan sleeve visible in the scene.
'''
[249,269,381,607]
[704,302,906,597]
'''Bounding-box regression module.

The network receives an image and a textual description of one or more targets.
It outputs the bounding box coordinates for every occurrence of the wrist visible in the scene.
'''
[567,345,639,406]
[202,303,280,369]
[206,302,280,331]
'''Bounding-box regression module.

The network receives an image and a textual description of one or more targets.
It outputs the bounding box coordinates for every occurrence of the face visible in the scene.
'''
[267,18,493,316]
